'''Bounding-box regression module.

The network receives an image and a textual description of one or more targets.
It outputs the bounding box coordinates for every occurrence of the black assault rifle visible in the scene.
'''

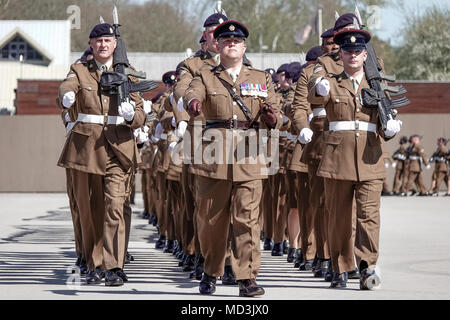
[100,6,158,104]
[353,8,410,131]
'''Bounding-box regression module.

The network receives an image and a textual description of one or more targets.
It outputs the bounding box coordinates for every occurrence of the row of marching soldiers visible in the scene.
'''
[137,11,384,294]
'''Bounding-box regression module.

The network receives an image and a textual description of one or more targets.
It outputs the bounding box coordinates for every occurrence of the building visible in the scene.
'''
[0,20,71,114]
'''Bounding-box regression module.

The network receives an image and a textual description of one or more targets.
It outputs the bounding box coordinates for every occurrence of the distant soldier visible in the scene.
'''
[428,137,449,196]
[402,135,430,196]
[392,136,409,195]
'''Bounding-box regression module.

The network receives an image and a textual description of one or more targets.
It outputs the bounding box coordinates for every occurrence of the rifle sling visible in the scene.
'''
[216,77,254,122]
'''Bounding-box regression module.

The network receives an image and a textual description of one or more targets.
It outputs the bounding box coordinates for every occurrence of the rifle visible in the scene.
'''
[100,6,158,104]
[353,7,410,131]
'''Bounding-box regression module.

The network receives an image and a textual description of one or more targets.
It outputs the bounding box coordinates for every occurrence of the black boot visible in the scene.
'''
[287,248,297,263]
[190,255,204,280]
[155,235,166,249]
[221,265,237,285]
[294,249,304,268]
[330,272,348,288]
[282,240,290,254]
[271,242,283,256]
[263,238,274,251]
[163,239,175,253]
[199,273,216,295]
[324,260,333,282]
[182,254,195,272]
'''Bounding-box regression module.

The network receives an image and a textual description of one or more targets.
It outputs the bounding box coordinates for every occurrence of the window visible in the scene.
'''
[0,34,44,62]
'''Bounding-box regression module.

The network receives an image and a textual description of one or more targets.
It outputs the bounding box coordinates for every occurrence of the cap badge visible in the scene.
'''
[229,24,235,31]
[350,36,356,43]
[110,28,114,34]
[170,75,176,80]
[219,18,224,24]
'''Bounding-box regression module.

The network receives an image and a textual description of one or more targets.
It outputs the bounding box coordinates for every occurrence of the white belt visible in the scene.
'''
[160,133,168,140]
[409,156,421,160]
[312,107,326,118]
[287,133,297,142]
[280,131,288,137]
[77,113,126,125]
[329,121,377,133]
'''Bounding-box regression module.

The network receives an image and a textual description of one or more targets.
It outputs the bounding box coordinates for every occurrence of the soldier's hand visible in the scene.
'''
[176,121,188,139]
[316,78,330,96]
[62,91,75,108]
[384,119,402,138]
[119,99,136,122]
[260,103,277,128]
[188,99,202,117]
[143,99,152,114]
[392,162,397,169]
[298,127,313,144]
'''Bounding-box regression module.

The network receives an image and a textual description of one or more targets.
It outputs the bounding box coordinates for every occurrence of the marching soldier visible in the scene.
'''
[392,136,409,195]
[308,28,402,289]
[402,135,430,196]
[185,20,282,297]
[57,23,146,286]
[428,137,449,196]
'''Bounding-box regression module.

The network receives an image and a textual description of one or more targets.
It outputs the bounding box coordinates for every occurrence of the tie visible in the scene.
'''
[101,65,108,73]
[351,78,358,93]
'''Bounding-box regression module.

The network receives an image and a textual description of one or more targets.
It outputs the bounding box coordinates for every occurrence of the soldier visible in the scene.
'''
[392,136,409,195]
[57,23,146,286]
[185,20,282,297]
[428,137,449,196]
[308,29,402,289]
[402,135,430,196]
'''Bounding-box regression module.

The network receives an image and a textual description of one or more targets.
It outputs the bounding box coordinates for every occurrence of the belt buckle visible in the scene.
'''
[103,115,108,126]
[229,118,237,129]
[354,120,359,130]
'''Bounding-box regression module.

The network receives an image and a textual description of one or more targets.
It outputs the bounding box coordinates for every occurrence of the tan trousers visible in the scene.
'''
[102,154,134,271]
[262,177,273,239]
[297,172,316,260]
[146,170,157,217]
[324,178,383,274]
[155,171,168,237]
[433,170,448,193]
[70,169,105,271]
[403,171,427,194]
[196,176,262,280]
[181,164,196,255]
[66,168,83,259]
[271,172,288,244]
[308,161,329,260]
[141,170,149,213]
[392,166,407,193]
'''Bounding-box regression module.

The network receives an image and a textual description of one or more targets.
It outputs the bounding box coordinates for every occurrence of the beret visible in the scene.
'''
[306,46,323,61]
[276,63,290,74]
[204,13,228,27]
[89,23,114,39]
[321,28,334,39]
[334,13,360,31]
[162,71,177,85]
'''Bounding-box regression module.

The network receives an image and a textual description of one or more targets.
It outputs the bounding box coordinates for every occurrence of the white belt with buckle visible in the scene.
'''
[77,113,126,125]
[312,107,326,118]
[329,121,377,133]
[409,156,421,160]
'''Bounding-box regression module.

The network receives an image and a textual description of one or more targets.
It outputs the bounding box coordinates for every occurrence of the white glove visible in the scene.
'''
[154,122,163,139]
[177,97,185,112]
[171,116,176,128]
[133,128,142,139]
[142,125,150,134]
[298,127,313,144]
[168,141,177,153]
[137,131,149,144]
[316,78,330,97]
[169,93,174,105]
[384,162,390,169]
[66,122,75,134]
[64,112,71,123]
[143,99,152,114]
[384,119,402,138]
[392,162,397,169]
[62,91,75,108]
[118,99,135,122]
[307,113,314,124]
[176,120,188,139]
[426,164,431,170]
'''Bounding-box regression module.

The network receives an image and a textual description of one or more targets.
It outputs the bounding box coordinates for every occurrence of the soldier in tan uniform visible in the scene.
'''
[185,20,282,297]
[308,29,402,289]
[402,135,430,196]
[428,137,449,196]
[392,136,409,195]
[57,23,146,286]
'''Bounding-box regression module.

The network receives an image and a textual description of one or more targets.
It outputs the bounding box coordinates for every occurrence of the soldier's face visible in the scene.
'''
[340,49,367,70]
[204,26,219,53]
[89,36,117,61]
[322,37,339,55]
[218,37,246,60]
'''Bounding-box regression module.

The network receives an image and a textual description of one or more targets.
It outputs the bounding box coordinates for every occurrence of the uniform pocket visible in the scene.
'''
[333,96,349,119]
[207,91,230,118]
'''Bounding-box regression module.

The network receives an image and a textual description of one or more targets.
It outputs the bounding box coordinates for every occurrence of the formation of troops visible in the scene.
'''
[56,9,449,297]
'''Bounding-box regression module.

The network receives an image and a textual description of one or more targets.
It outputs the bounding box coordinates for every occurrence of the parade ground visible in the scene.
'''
[0,192,449,301]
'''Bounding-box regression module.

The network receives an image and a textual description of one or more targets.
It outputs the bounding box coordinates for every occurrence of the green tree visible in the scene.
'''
[394,5,450,80]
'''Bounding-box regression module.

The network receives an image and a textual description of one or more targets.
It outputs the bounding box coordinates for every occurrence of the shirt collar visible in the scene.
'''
[95,59,113,71]
[345,71,364,85]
